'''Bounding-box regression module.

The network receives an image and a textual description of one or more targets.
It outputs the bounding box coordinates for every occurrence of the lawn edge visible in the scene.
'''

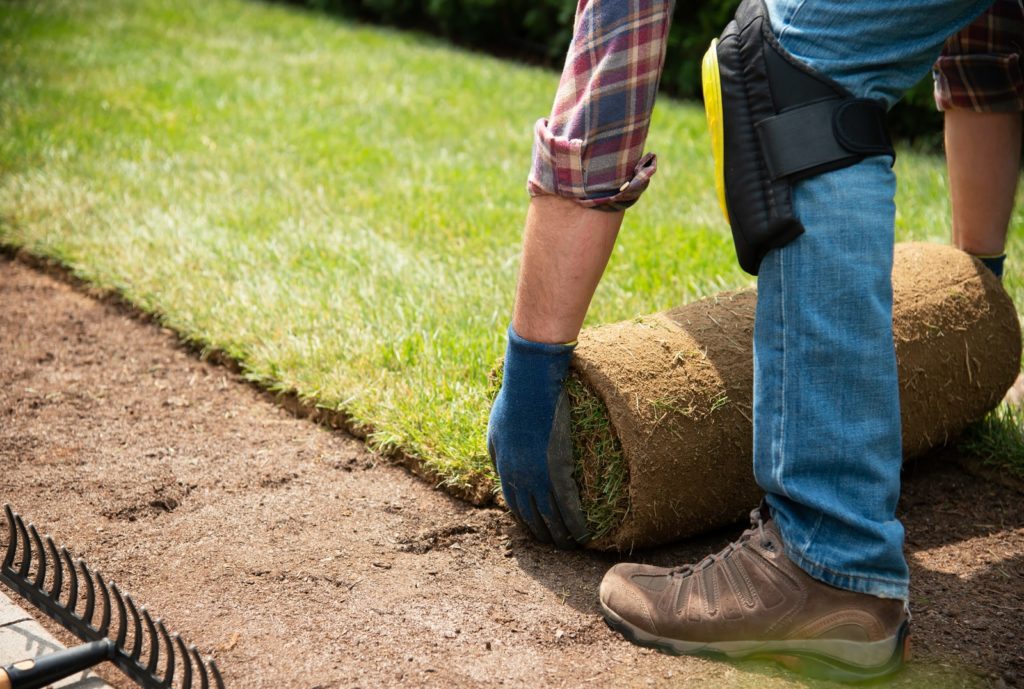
[6,243,1021,509]
[0,243,498,507]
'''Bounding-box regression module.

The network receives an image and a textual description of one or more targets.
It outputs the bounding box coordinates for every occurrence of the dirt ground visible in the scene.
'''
[1,254,1022,689]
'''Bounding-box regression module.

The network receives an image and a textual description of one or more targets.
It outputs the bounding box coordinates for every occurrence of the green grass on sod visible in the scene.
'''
[2,0,1022,500]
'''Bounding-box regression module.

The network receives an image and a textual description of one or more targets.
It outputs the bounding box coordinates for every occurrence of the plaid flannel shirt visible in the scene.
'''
[528,0,677,211]
[933,0,1024,112]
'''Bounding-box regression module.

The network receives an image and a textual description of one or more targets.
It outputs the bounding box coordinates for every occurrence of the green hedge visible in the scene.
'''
[292,0,940,141]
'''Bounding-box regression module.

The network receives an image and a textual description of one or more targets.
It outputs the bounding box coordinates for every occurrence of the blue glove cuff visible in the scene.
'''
[501,325,575,391]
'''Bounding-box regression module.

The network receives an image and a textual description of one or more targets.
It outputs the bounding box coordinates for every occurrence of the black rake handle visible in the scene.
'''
[1,638,113,689]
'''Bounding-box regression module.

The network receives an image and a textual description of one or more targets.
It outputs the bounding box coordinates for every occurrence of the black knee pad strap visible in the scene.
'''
[703,0,894,275]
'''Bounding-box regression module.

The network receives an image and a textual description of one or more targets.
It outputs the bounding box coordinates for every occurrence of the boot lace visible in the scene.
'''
[670,505,772,578]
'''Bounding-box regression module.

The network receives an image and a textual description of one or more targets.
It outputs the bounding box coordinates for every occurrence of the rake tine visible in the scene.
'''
[2,504,16,569]
[28,523,46,588]
[46,534,63,600]
[81,558,97,626]
[61,546,78,615]
[142,607,160,675]
[2,506,228,689]
[125,593,144,661]
[210,659,225,689]
[14,514,31,577]
[191,644,209,689]
[111,581,129,650]
[96,570,113,636]
[174,634,192,689]
[157,619,175,687]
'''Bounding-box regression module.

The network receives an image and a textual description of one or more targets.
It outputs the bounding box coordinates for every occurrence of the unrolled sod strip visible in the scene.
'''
[569,243,1022,551]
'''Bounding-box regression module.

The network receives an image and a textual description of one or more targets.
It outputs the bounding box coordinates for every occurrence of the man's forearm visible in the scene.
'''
[512,196,624,344]
[515,1,675,342]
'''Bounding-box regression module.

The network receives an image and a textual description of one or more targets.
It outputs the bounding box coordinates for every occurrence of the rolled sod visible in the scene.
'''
[569,243,1022,551]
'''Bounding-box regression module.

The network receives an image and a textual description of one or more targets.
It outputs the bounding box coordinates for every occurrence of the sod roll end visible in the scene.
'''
[569,242,1021,551]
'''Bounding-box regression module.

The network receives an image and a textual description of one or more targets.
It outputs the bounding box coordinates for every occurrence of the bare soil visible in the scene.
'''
[1,254,1021,689]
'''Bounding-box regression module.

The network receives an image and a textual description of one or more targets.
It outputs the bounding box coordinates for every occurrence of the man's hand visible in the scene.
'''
[487,327,590,548]
[491,197,622,547]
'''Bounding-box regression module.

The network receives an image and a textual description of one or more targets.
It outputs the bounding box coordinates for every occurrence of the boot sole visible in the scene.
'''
[600,601,910,683]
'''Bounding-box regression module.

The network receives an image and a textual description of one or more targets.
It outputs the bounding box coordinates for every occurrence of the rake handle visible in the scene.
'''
[0,638,114,689]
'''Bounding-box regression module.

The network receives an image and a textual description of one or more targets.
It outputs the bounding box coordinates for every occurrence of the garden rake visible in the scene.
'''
[0,504,224,689]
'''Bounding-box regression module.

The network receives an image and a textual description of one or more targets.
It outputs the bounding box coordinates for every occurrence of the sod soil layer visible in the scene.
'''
[1,254,1022,689]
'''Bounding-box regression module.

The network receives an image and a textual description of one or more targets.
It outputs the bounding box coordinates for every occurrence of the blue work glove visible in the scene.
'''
[487,326,591,548]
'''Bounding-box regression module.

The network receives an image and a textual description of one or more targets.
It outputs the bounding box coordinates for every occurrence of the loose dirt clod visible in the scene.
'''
[572,243,1022,550]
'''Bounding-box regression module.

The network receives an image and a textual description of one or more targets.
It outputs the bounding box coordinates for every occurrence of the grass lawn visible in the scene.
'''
[2,0,1022,497]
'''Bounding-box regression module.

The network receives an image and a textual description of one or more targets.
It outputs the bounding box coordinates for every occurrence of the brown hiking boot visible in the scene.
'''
[599,506,910,682]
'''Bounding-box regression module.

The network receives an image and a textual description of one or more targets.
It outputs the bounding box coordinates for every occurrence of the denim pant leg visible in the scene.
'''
[755,0,995,601]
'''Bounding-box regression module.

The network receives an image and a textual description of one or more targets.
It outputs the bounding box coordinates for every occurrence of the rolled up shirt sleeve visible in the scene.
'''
[528,0,676,211]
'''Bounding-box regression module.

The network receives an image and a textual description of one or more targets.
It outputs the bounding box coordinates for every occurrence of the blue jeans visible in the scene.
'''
[755,0,994,600]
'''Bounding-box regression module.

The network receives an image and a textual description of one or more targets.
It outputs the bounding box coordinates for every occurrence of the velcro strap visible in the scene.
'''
[755,98,892,181]
[833,99,892,156]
